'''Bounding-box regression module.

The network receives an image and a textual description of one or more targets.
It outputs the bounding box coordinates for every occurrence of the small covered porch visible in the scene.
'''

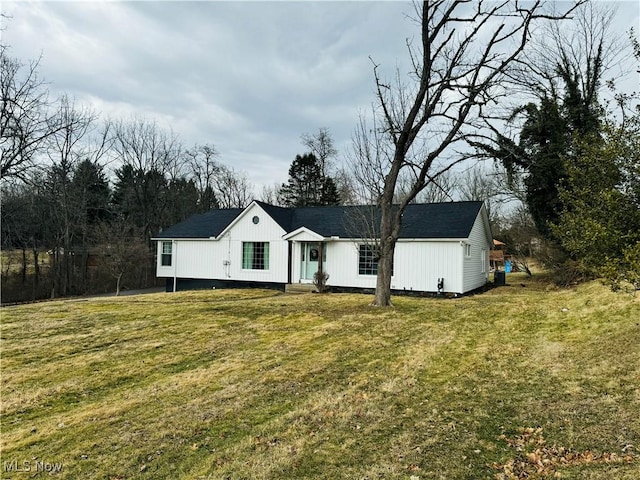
[283,227,333,287]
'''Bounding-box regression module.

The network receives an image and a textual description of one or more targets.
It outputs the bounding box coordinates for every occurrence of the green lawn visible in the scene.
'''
[1,275,639,479]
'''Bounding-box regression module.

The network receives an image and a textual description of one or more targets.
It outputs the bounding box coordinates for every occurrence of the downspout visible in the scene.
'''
[173,239,177,293]
[226,233,232,278]
[287,241,292,284]
[461,240,466,295]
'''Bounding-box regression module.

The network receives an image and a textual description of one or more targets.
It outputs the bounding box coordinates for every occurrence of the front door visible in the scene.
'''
[301,242,322,281]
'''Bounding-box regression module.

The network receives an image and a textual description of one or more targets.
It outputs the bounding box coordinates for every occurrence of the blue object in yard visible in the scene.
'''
[505,260,512,273]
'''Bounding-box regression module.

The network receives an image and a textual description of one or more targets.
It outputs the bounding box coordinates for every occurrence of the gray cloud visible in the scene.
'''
[2,1,415,189]
[2,1,638,192]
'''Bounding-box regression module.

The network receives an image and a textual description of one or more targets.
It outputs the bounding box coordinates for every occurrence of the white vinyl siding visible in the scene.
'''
[394,241,463,293]
[321,240,462,293]
[462,212,491,293]
[157,240,222,279]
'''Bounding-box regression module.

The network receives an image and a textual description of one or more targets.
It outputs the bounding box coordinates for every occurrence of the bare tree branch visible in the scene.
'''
[355,0,583,306]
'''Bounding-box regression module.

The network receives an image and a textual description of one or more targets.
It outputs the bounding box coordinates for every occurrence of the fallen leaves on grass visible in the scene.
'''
[492,427,635,479]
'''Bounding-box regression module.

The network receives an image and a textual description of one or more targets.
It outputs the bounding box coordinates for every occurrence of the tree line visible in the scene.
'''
[1,44,255,300]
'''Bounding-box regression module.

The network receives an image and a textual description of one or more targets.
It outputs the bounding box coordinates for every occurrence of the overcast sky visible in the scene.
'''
[2,1,639,192]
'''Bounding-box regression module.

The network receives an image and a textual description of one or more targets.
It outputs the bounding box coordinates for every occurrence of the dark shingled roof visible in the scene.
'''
[155,201,485,240]
[155,208,243,239]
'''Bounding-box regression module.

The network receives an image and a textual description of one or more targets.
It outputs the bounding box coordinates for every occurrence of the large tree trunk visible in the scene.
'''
[373,236,396,306]
[372,186,401,307]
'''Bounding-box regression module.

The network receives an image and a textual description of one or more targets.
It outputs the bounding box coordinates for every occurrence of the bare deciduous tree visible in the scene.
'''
[45,96,99,296]
[184,143,221,211]
[332,167,360,206]
[113,118,183,176]
[301,127,338,178]
[358,0,581,306]
[184,144,254,210]
[215,165,253,209]
[0,51,61,181]
[347,112,391,205]
[94,220,149,296]
[454,163,507,224]
[112,118,183,240]
[259,182,283,206]
[508,2,625,103]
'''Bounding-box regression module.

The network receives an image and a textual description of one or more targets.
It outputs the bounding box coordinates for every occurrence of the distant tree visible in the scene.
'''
[70,159,111,287]
[278,153,340,207]
[215,165,253,209]
[112,163,169,240]
[330,167,360,206]
[41,97,101,296]
[165,177,200,225]
[301,127,338,178]
[455,165,504,224]
[94,220,149,296]
[72,159,111,228]
[1,182,37,284]
[184,144,220,211]
[111,118,183,240]
[320,176,340,206]
[413,169,456,204]
[300,128,344,205]
[494,205,538,276]
[278,154,320,207]
[259,182,283,206]
[0,177,54,300]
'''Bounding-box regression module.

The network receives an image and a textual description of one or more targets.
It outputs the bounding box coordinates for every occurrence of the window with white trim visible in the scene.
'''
[161,241,172,266]
[242,242,269,270]
[465,243,471,257]
[481,249,487,273]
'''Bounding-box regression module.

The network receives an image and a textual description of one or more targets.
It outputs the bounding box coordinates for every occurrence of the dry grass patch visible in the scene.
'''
[1,277,639,479]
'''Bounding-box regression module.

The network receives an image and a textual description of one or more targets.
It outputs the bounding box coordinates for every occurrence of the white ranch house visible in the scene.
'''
[153,200,492,295]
